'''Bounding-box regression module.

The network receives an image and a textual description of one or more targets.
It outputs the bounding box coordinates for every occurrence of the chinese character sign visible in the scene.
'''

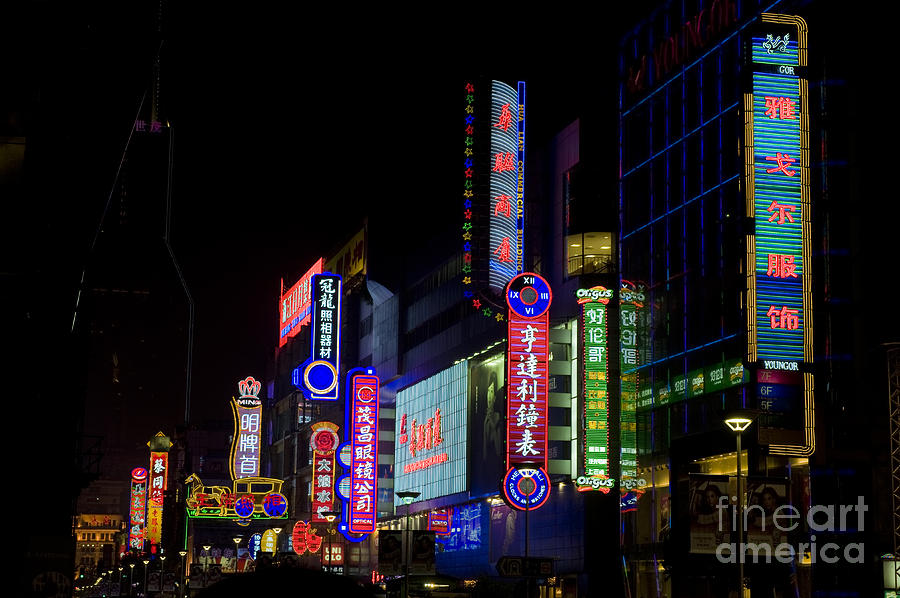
[279,258,324,347]
[489,80,524,294]
[346,370,379,535]
[428,508,453,535]
[146,451,168,547]
[129,467,148,552]
[749,18,809,363]
[294,273,343,401]
[578,286,613,482]
[505,273,552,471]
[310,422,339,523]
[619,286,643,485]
[230,376,263,480]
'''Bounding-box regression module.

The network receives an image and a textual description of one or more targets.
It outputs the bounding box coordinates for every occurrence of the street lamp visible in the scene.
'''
[323,511,340,574]
[232,537,242,574]
[141,559,150,598]
[128,563,135,598]
[177,550,187,598]
[725,411,756,598]
[396,491,421,598]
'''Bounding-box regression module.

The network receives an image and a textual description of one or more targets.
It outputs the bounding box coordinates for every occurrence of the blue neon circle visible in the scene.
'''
[506,273,552,319]
[502,466,550,511]
[262,493,287,517]
[234,495,255,518]
[305,360,337,394]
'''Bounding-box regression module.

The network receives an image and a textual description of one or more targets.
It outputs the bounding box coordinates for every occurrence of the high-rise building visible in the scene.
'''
[618,2,893,596]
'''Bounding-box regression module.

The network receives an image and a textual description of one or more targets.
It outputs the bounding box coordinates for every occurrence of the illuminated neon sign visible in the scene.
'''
[230,376,263,479]
[489,81,525,294]
[619,285,643,486]
[310,422,339,523]
[428,508,453,535]
[744,13,814,456]
[279,258,324,347]
[146,432,171,548]
[184,474,289,520]
[293,273,342,401]
[503,273,552,511]
[578,286,612,489]
[341,369,379,536]
[129,467,148,552]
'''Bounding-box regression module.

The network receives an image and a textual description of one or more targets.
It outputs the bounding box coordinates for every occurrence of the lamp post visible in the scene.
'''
[725,412,755,598]
[141,559,150,597]
[178,550,187,598]
[232,537,242,574]
[128,563,135,597]
[396,491,420,598]
[323,511,340,574]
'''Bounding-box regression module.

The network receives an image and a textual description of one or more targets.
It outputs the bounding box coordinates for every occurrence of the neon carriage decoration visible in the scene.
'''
[184,474,289,520]
[230,376,263,479]
[502,272,552,510]
[293,272,343,401]
[336,368,379,541]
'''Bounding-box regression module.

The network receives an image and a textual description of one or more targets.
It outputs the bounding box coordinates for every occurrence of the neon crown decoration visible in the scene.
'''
[238,376,261,399]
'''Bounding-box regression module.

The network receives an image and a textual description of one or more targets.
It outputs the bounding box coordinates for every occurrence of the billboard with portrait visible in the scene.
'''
[469,349,506,497]
[689,474,735,554]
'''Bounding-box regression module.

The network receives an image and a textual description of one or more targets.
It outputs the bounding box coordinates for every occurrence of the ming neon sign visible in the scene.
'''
[230,376,262,479]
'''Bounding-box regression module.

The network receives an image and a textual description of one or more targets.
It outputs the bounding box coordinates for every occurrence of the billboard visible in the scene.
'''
[293,273,343,401]
[744,13,814,456]
[128,467,148,552]
[341,369,380,536]
[469,348,506,497]
[393,361,468,506]
[489,80,525,293]
[503,273,552,511]
[146,432,171,548]
[230,376,263,480]
[279,258,324,347]
[310,422,340,522]
[324,226,367,283]
[577,286,613,490]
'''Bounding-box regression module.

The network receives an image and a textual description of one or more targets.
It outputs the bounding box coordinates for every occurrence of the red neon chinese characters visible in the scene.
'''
[765,152,797,177]
[494,194,513,218]
[764,96,797,120]
[766,305,800,330]
[766,254,798,278]
[766,200,796,225]
[494,237,514,263]
[492,152,516,173]
[494,103,514,132]
[406,408,443,458]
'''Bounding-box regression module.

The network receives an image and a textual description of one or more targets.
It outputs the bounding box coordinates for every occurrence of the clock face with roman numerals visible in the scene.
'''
[505,272,552,319]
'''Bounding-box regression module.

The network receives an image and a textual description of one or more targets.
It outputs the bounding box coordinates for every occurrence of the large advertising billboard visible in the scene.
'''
[393,361,468,506]
[469,348,506,497]
[744,13,814,456]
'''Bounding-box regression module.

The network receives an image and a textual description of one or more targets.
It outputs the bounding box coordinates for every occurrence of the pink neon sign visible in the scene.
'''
[279,258,324,347]
[129,467,147,551]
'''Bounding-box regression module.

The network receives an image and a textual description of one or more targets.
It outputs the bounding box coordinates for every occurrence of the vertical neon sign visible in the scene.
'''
[745,13,814,456]
[230,376,263,480]
[129,467,148,552]
[146,432,171,548]
[344,368,379,535]
[577,286,613,490]
[293,273,342,401]
[503,273,552,510]
[310,421,339,523]
[489,80,523,294]
[619,285,643,486]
